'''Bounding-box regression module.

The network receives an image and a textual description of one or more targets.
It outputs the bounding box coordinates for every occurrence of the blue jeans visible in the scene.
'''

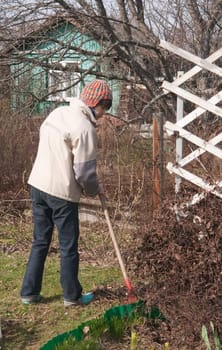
[20,187,82,301]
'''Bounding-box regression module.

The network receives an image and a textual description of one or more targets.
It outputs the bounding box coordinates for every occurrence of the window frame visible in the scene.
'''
[48,60,81,102]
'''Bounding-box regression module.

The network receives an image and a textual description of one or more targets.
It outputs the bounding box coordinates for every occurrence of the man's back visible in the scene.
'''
[28,98,97,202]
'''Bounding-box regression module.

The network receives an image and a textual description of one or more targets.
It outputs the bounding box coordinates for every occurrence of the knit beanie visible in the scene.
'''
[80,79,112,108]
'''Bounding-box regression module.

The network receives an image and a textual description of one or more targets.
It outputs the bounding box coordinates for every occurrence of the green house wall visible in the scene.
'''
[11,20,119,116]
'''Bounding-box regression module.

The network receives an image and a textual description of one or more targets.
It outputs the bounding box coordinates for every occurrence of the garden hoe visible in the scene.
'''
[99,194,138,304]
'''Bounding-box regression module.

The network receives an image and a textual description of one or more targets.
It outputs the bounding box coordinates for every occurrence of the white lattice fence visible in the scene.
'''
[160,41,222,200]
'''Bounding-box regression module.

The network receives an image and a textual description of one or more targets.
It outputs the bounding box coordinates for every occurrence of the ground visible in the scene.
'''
[131,191,222,349]
[0,188,222,349]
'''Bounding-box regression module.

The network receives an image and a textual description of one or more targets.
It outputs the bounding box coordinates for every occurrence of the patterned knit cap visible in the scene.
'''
[80,79,112,108]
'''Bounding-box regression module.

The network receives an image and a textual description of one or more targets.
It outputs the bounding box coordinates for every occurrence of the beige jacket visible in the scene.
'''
[28,98,100,202]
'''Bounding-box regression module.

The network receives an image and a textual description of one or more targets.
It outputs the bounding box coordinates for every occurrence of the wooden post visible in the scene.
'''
[158,112,164,200]
[175,71,184,194]
[152,116,160,211]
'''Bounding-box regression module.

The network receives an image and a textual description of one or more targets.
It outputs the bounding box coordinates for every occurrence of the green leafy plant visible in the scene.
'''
[202,322,221,350]
[107,315,126,340]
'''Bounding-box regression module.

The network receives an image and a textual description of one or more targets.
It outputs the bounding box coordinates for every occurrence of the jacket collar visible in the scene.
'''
[70,98,97,126]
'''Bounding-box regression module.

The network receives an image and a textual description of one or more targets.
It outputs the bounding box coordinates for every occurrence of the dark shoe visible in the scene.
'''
[64,292,94,307]
[21,295,42,305]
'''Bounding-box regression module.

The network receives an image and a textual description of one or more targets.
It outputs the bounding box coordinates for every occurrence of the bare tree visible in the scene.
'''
[1,0,222,120]
[1,0,222,200]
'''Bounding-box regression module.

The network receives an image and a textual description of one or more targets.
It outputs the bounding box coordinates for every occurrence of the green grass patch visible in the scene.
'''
[0,226,124,350]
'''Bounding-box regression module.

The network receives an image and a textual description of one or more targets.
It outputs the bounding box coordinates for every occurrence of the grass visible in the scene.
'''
[0,220,128,350]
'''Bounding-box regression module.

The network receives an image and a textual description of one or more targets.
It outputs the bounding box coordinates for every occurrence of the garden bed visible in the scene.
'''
[40,301,166,350]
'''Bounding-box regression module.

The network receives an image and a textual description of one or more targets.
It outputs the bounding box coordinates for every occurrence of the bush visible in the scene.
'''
[0,107,40,194]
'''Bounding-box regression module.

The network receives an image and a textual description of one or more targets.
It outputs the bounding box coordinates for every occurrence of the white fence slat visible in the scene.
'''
[160,41,222,78]
[178,133,222,167]
[165,121,222,159]
[167,163,222,199]
[164,47,222,90]
[162,81,222,117]
[177,90,222,128]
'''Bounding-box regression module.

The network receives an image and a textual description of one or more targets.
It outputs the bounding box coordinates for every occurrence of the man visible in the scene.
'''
[20,79,113,306]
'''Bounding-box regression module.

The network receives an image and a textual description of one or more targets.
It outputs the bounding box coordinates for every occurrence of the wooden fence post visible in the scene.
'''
[175,71,184,194]
[152,116,160,211]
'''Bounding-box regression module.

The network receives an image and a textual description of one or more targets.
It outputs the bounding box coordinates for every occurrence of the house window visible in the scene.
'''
[48,61,81,101]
